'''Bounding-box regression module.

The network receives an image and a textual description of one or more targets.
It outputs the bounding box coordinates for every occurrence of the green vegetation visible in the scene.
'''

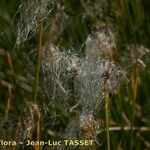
[0,0,150,150]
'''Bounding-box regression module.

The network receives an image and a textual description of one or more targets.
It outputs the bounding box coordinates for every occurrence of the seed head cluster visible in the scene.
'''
[16,0,53,46]
[42,28,122,141]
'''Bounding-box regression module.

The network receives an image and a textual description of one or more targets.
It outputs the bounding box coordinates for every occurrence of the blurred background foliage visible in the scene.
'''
[0,0,150,150]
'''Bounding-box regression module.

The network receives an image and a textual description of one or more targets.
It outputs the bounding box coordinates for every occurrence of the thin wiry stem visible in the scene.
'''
[105,83,110,150]
[33,21,43,103]
[130,74,138,150]
[34,106,41,150]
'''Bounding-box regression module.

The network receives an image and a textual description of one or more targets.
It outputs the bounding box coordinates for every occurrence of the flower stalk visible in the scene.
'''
[104,83,110,150]
[33,21,43,103]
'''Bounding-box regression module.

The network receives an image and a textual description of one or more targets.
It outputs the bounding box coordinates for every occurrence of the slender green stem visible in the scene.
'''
[33,21,43,103]
[105,83,110,150]
[130,75,138,150]
[130,105,135,150]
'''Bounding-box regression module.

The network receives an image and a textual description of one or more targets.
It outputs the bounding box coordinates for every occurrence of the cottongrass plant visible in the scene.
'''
[85,28,116,61]
[120,44,150,71]
[77,59,121,113]
[13,1,53,148]
[77,58,122,149]
[41,26,123,149]
[0,0,149,149]
[42,45,82,150]
[16,102,41,150]
[77,28,122,149]
[15,0,123,148]
[16,0,53,46]
[15,1,123,147]
[42,44,81,106]
[15,1,54,149]
[0,103,40,150]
